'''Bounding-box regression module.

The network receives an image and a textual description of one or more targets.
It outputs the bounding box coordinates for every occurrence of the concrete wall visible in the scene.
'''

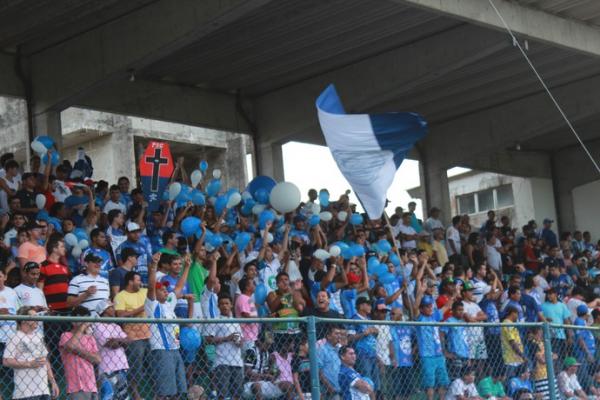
[0,97,28,159]
[572,180,600,239]
[530,178,557,231]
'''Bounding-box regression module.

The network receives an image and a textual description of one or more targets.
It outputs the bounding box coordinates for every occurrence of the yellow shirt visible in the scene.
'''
[114,288,151,340]
[417,241,433,258]
[531,337,548,380]
[501,320,524,365]
[432,240,449,266]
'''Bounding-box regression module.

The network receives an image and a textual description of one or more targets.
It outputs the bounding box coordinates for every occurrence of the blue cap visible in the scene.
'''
[577,304,589,315]
[420,295,434,307]
[374,298,390,312]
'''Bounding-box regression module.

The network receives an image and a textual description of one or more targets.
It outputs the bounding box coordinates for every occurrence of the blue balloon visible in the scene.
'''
[73,228,88,242]
[235,232,252,251]
[36,210,49,221]
[177,185,192,202]
[181,217,201,237]
[341,247,355,260]
[47,217,62,232]
[389,253,400,267]
[208,234,223,248]
[215,195,228,215]
[199,160,208,172]
[161,191,169,201]
[350,213,363,225]
[254,188,270,204]
[377,239,392,253]
[308,215,320,227]
[374,264,389,277]
[191,190,205,206]
[367,257,380,274]
[180,327,202,351]
[247,176,276,200]
[318,190,330,207]
[258,209,276,229]
[42,151,60,166]
[35,135,54,149]
[379,272,396,284]
[206,179,221,197]
[351,243,365,257]
[255,283,268,305]
[334,241,350,252]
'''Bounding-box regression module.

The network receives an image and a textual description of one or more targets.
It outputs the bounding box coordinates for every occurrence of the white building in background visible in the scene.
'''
[408,170,558,232]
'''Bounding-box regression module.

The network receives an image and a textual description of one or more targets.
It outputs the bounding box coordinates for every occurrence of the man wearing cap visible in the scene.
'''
[115,221,153,285]
[66,252,110,313]
[539,218,558,248]
[17,221,47,267]
[109,247,139,298]
[348,297,380,394]
[414,294,449,400]
[557,357,587,400]
[80,228,113,280]
[93,300,130,400]
[574,304,596,390]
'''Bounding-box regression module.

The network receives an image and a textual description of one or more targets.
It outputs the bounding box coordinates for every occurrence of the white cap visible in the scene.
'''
[126,221,141,232]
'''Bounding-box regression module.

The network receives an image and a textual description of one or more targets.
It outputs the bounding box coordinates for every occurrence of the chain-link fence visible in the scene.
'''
[0,312,598,400]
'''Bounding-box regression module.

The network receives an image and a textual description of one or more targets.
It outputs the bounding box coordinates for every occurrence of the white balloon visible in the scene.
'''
[311,203,321,215]
[64,233,78,247]
[319,211,333,222]
[267,233,274,243]
[337,211,348,222]
[78,239,89,250]
[31,140,46,155]
[213,169,222,179]
[208,196,217,205]
[252,204,266,215]
[71,246,82,258]
[226,192,242,208]
[35,194,46,210]
[241,191,253,201]
[269,182,301,213]
[329,245,341,257]
[190,170,203,187]
[313,249,330,260]
[168,183,182,201]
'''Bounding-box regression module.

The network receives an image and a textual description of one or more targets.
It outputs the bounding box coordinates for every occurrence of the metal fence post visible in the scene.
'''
[542,322,557,400]
[307,316,321,400]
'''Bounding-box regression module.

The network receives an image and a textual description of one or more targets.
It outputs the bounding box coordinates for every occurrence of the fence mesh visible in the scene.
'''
[0,314,598,400]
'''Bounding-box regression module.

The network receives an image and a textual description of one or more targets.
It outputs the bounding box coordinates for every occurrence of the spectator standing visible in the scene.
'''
[441,301,470,380]
[507,365,533,398]
[2,306,59,400]
[348,297,380,393]
[80,228,113,280]
[266,272,305,349]
[573,305,596,390]
[38,235,71,314]
[338,346,375,400]
[292,337,312,400]
[109,247,139,298]
[501,306,526,377]
[66,253,110,313]
[0,267,20,400]
[106,209,126,256]
[14,262,47,312]
[461,282,488,370]
[541,287,573,361]
[446,216,462,265]
[540,219,558,248]
[17,222,47,266]
[115,222,153,285]
[317,326,342,399]
[235,276,260,349]
[103,185,127,214]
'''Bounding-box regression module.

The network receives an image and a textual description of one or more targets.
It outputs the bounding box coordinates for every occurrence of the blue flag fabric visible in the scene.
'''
[316,84,428,219]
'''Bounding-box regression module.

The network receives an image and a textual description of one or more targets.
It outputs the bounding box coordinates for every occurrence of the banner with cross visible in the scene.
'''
[139,141,174,212]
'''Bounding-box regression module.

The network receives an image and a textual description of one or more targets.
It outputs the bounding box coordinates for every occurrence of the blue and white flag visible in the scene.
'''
[316,84,427,219]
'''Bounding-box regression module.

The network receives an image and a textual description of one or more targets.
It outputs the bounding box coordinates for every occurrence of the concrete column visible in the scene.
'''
[551,155,575,233]
[32,110,62,150]
[108,115,136,184]
[420,156,451,226]
[223,133,248,190]
[257,141,284,181]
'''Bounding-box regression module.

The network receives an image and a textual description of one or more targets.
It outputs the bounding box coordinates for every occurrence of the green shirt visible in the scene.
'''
[188,260,209,300]
[477,376,506,398]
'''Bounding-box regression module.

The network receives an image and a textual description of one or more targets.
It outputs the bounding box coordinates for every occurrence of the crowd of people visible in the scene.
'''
[0,148,599,400]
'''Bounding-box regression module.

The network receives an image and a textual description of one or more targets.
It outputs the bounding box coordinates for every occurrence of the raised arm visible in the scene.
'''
[147,252,161,300]
[173,253,192,297]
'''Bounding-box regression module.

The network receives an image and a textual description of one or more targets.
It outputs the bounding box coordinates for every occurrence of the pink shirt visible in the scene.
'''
[93,323,129,374]
[235,293,259,342]
[17,241,46,264]
[59,332,98,393]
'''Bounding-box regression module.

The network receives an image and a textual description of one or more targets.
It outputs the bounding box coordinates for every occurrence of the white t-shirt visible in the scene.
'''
[558,371,582,396]
[470,278,491,303]
[4,330,49,399]
[103,200,127,214]
[204,315,243,368]
[424,217,444,233]
[446,226,461,256]
[375,324,392,366]
[144,292,179,350]
[486,244,502,272]
[0,175,20,212]
[260,256,280,292]
[0,286,19,343]
[397,224,417,249]
[52,180,71,203]
[445,378,479,400]
[566,298,586,321]
[14,284,47,308]
[68,274,110,314]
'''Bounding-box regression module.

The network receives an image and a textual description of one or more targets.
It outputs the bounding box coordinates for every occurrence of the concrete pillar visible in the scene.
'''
[551,155,575,233]
[257,141,284,181]
[33,110,62,151]
[108,115,136,184]
[420,156,451,226]
[223,133,248,190]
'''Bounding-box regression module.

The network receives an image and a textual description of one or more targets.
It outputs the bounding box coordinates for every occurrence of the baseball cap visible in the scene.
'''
[84,253,103,263]
[420,295,434,307]
[577,304,589,315]
[23,262,40,272]
[374,298,390,312]
[462,281,476,291]
[95,300,114,316]
[543,218,554,224]
[126,222,142,232]
[564,356,580,367]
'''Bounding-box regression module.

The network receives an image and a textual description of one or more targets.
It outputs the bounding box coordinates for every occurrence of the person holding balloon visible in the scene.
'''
[0,159,20,215]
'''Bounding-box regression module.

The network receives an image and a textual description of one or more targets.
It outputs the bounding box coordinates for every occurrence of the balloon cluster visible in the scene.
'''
[30,136,60,166]
[64,229,90,258]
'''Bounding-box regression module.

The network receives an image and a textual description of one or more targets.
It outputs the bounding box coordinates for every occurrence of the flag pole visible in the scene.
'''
[383,211,414,320]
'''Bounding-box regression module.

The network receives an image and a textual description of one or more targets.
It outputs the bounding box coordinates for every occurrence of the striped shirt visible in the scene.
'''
[68,274,110,313]
[39,260,71,311]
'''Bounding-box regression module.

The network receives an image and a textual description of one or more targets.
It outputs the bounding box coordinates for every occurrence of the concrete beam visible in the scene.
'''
[76,79,250,134]
[254,24,510,144]
[29,0,271,112]
[458,150,552,179]
[424,75,600,163]
[0,53,23,98]
[395,0,600,57]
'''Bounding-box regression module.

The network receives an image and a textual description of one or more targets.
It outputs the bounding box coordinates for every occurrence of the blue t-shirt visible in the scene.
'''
[351,314,377,358]
[549,274,572,300]
[541,301,571,339]
[574,317,596,361]
[479,297,500,335]
[416,312,443,357]
[540,228,557,247]
[391,326,414,367]
[339,364,369,400]
[507,377,533,397]
[520,293,541,323]
[115,237,153,284]
[441,317,469,358]
[341,289,358,319]
[80,247,113,280]
[309,280,340,314]
[383,277,403,310]
[501,299,524,322]
[317,342,341,391]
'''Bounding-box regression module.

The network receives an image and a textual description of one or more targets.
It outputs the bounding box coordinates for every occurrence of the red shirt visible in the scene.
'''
[39,260,71,311]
